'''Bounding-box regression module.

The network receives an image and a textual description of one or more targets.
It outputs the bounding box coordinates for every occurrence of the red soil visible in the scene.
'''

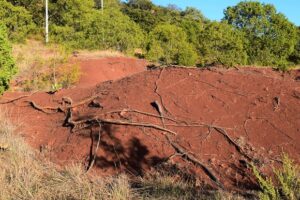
[76,57,147,88]
[1,60,300,191]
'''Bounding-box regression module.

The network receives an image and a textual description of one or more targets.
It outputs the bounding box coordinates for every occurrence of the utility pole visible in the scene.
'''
[45,0,49,44]
[101,0,104,44]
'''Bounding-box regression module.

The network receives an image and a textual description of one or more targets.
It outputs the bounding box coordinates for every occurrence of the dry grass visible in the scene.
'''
[74,49,126,60]
[12,40,80,91]
[0,111,252,200]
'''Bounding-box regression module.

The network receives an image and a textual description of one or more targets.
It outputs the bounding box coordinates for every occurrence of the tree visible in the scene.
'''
[6,0,44,27]
[181,7,206,22]
[198,22,247,67]
[223,1,297,68]
[146,24,197,66]
[289,27,300,65]
[0,24,17,95]
[83,8,145,53]
[126,0,153,10]
[0,0,34,42]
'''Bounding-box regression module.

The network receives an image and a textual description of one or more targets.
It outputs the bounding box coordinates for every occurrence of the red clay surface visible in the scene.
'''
[1,62,300,191]
[76,57,147,88]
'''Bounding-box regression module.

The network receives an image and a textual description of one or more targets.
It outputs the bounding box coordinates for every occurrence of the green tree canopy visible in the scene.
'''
[51,2,145,53]
[198,22,247,66]
[0,24,17,94]
[223,1,297,68]
[289,27,300,65]
[82,8,145,53]
[0,0,34,42]
[6,0,44,27]
[146,24,198,66]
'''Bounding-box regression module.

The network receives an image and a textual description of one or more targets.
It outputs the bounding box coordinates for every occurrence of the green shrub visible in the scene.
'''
[50,2,145,53]
[223,1,297,68]
[0,24,17,95]
[0,0,34,42]
[146,24,198,66]
[83,8,145,53]
[252,154,300,200]
[198,22,247,67]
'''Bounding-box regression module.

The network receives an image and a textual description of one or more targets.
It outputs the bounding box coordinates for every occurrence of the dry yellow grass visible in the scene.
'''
[12,40,80,91]
[74,49,126,60]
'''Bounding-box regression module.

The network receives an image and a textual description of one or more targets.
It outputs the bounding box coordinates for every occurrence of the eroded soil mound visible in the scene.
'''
[1,67,299,191]
[77,57,147,88]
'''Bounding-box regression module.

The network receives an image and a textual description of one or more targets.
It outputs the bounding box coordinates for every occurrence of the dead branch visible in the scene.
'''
[0,91,38,104]
[165,135,224,189]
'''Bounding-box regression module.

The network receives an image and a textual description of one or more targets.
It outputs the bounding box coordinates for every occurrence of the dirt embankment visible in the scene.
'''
[1,63,299,191]
[77,57,147,88]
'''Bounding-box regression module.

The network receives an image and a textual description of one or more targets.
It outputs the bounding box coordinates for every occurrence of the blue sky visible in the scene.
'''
[152,0,300,26]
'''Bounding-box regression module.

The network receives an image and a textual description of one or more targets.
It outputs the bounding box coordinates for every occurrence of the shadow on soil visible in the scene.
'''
[86,124,166,176]
[81,123,259,192]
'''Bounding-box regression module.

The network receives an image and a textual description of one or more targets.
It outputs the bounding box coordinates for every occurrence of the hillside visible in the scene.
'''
[1,64,299,192]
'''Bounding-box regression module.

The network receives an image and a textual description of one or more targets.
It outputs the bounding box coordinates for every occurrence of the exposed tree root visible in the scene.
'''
[24,94,251,187]
[27,95,100,114]
[151,100,166,128]
[195,79,248,97]
[28,101,63,114]
[104,108,181,124]
[86,122,102,173]
[66,95,99,109]
[213,127,252,161]
[154,68,171,114]
[165,135,224,189]
[0,91,38,104]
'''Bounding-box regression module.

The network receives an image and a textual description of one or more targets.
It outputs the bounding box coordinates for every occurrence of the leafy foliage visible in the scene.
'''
[252,154,300,200]
[198,22,247,67]
[146,24,197,66]
[2,0,300,69]
[289,28,300,65]
[223,1,297,68]
[0,0,34,42]
[0,24,17,95]
[49,0,144,53]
